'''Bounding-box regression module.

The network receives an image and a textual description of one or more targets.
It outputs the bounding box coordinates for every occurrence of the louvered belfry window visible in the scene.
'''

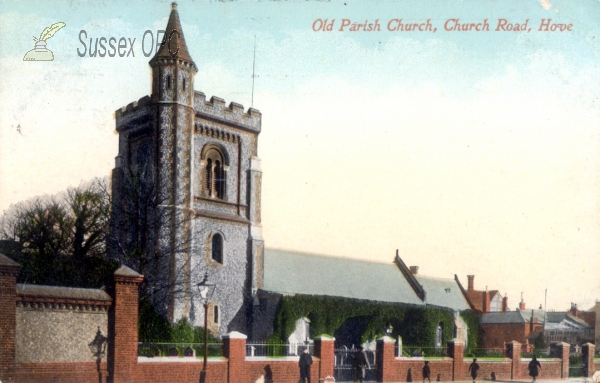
[202,147,226,199]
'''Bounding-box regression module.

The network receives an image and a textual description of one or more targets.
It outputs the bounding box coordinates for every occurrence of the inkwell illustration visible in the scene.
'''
[23,22,66,61]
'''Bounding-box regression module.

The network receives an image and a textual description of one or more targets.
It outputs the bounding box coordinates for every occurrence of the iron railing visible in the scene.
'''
[398,346,448,358]
[245,342,313,357]
[138,342,223,358]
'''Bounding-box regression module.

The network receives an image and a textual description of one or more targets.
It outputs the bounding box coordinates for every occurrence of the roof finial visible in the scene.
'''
[171,2,177,10]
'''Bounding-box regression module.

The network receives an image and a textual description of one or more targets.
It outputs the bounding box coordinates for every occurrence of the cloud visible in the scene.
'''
[539,0,552,11]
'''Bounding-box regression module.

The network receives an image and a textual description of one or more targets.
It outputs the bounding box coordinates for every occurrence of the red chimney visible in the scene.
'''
[467,275,474,290]
[409,266,419,275]
[502,295,508,312]
[519,292,525,311]
[569,303,579,317]
[482,290,490,313]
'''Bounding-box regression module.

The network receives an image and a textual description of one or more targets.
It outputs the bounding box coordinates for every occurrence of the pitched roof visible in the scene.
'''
[415,275,470,311]
[481,311,527,324]
[262,248,424,306]
[463,289,500,313]
[481,309,546,324]
[0,253,20,267]
[150,2,196,70]
[530,311,594,331]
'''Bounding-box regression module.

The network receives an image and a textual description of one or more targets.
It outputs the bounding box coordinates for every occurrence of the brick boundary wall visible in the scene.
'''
[583,343,596,378]
[108,266,144,383]
[507,340,521,380]
[13,362,108,383]
[558,341,570,379]
[448,339,465,380]
[0,255,20,382]
[518,359,563,380]
[462,360,512,381]
[0,255,576,383]
[314,335,335,380]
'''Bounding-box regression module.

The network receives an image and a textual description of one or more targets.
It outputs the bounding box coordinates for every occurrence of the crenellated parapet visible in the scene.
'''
[115,95,152,131]
[194,92,261,132]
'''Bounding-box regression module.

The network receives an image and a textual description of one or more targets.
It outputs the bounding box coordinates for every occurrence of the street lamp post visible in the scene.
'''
[197,271,216,373]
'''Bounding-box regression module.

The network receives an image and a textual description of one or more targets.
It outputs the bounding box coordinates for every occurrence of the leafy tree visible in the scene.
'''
[0,177,117,288]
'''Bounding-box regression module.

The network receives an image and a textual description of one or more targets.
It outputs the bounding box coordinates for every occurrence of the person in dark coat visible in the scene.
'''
[528,356,542,382]
[422,361,431,383]
[352,346,370,383]
[299,348,313,383]
[468,358,480,383]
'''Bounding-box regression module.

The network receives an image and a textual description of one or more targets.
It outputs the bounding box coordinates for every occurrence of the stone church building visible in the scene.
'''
[111,3,264,337]
[111,3,472,342]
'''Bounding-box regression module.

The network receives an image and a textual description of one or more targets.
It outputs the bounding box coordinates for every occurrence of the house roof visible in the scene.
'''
[481,311,527,324]
[463,289,500,313]
[544,312,593,330]
[0,253,20,267]
[262,248,424,306]
[481,309,546,324]
[414,275,470,311]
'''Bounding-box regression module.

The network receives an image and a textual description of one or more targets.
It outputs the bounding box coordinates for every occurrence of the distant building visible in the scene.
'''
[527,304,596,349]
[480,302,597,351]
[459,275,507,314]
[480,308,544,349]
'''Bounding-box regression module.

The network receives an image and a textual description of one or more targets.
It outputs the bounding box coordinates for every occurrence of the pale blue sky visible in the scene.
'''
[1,0,599,310]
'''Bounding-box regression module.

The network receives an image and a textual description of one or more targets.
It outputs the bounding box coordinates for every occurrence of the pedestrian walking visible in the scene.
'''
[352,346,370,383]
[299,347,313,383]
[528,356,542,383]
[468,358,480,383]
[422,361,431,383]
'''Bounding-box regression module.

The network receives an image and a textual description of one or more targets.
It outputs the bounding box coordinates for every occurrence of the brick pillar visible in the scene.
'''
[552,342,570,379]
[108,266,143,383]
[0,254,20,383]
[448,339,464,381]
[376,336,396,383]
[223,331,247,383]
[583,343,596,378]
[314,335,335,381]
[507,341,521,380]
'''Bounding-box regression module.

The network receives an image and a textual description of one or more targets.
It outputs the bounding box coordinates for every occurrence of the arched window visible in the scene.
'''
[201,145,227,200]
[435,322,443,347]
[211,233,223,264]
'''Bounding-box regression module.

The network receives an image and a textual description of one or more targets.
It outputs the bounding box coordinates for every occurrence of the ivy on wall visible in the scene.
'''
[459,310,483,353]
[269,295,456,347]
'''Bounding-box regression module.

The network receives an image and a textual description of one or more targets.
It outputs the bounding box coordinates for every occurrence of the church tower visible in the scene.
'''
[111,3,263,337]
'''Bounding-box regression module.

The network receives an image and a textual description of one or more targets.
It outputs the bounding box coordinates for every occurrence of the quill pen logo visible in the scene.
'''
[23,22,66,61]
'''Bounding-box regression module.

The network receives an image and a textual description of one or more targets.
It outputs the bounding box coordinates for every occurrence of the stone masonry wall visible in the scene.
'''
[186,218,250,336]
[15,304,108,362]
